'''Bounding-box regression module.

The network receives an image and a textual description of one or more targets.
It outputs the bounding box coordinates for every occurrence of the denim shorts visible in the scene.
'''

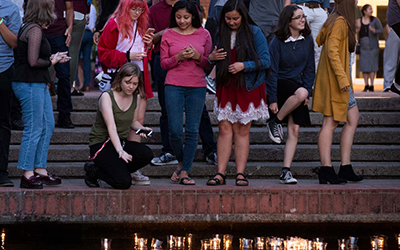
[348,87,357,109]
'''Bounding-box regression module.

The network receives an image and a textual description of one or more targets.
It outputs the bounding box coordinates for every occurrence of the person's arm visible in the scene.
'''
[397,0,400,7]
[327,18,350,90]
[97,21,129,69]
[160,30,181,70]
[27,26,52,68]
[265,38,279,105]
[65,0,74,47]
[284,0,291,6]
[372,17,383,34]
[243,27,271,72]
[99,93,132,163]
[0,6,21,49]
[302,36,316,98]
[129,95,152,133]
[193,30,213,69]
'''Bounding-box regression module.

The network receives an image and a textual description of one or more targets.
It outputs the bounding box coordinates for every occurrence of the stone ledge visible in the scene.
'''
[0,179,399,224]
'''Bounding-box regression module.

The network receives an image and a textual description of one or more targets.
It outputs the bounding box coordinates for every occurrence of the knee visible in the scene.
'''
[218,123,232,137]
[142,146,154,164]
[296,88,309,102]
[288,125,300,138]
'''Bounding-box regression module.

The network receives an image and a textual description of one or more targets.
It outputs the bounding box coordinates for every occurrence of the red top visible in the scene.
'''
[98,18,154,99]
[160,28,212,88]
[44,0,73,36]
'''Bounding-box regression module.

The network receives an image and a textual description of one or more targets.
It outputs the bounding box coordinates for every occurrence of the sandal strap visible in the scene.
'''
[215,172,226,180]
[236,173,246,179]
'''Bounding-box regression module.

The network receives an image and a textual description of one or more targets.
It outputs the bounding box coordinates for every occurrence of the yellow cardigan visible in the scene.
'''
[312,16,352,122]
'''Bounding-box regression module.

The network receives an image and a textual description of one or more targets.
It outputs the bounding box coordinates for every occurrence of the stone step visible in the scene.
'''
[10,127,400,145]
[65,111,400,127]
[7,161,400,178]
[60,95,400,112]
[8,144,400,162]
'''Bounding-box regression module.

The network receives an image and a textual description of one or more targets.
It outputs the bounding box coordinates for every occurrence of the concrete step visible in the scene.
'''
[8,144,400,162]
[7,161,400,178]
[59,95,400,112]
[10,127,400,145]
[65,111,400,127]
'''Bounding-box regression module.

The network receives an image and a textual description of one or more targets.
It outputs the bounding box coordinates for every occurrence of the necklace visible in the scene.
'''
[292,41,297,50]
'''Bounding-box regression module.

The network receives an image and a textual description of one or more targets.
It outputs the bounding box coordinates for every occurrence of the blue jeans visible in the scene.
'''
[165,85,206,172]
[46,34,72,115]
[154,54,216,156]
[12,82,55,171]
[79,30,94,87]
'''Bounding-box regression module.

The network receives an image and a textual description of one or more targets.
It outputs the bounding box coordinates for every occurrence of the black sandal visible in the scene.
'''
[236,173,249,186]
[206,173,226,186]
[179,177,196,185]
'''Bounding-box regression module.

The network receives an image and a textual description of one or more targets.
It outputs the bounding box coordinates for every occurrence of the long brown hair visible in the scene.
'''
[322,0,356,52]
[24,0,56,26]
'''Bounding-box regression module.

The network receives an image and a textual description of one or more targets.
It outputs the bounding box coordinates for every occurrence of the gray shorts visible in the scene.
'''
[348,87,357,109]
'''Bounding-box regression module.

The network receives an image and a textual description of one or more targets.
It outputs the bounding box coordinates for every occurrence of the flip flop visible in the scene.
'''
[179,177,195,185]
[171,169,181,183]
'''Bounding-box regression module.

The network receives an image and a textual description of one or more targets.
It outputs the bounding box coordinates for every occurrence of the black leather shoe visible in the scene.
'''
[0,175,14,187]
[56,113,75,129]
[363,85,369,92]
[369,85,374,92]
[34,172,62,185]
[318,166,347,184]
[20,175,43,189]
[391,84,400,96]
[84,162,99,188]
[338,164,363,182]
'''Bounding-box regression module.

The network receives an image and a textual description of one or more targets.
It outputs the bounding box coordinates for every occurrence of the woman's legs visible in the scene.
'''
[124,141,153,172]
[283,115,299,168]
[276,87,308,121]
[363,72,370,89]
[33,86,55,175]
[12,83,47,177]
[340,105,359,165]
[318,116,339,167]
[232,122,251,175]
[369,72,376,88]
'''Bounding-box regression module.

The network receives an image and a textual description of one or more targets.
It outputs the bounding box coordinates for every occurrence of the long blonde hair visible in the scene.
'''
[322,0,356,52]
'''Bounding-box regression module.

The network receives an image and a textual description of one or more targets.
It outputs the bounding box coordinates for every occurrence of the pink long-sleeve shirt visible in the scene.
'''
[160,27,212,88]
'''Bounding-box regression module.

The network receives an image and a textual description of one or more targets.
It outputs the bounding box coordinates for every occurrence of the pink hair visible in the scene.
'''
[111,0,149,41]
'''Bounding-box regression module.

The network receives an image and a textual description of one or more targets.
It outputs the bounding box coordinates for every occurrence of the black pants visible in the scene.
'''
[391,23,400,84]
[90,140,153,190]
[0,66,15,178]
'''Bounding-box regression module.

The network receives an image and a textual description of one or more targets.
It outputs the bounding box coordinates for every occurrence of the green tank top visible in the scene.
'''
[88,90,137,146]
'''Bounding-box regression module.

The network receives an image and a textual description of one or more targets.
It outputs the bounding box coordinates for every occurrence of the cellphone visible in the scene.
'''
[135,128,153,137]
[146,28,155,34]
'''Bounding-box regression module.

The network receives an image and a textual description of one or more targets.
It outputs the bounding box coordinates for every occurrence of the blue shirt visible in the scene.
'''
[291,0,330,9]
[0,0,21,73]
[266,35,315,104]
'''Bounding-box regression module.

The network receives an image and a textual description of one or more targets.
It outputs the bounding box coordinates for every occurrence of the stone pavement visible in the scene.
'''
[0,178,399,224]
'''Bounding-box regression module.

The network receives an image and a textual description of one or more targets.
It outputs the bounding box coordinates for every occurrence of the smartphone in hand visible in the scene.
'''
[135,128,153,137]
[146,28,155,35]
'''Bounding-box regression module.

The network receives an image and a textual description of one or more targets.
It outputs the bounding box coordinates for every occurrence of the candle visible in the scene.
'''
[101,238,112,250]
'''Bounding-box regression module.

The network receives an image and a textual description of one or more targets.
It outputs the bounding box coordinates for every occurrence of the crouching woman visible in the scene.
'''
[85,63,153,189]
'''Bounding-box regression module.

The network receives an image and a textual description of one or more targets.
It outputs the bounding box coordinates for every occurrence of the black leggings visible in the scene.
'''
[391,23,400,84]
[90,140,153,189]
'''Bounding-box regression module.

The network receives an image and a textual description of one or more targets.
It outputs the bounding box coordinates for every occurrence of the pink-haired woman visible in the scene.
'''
[98,0,154,184]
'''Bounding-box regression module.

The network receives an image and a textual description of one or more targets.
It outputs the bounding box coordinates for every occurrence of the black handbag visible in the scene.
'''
[355,44,360,54]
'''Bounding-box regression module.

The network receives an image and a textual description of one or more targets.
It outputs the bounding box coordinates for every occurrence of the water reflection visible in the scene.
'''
[1,228,5,250]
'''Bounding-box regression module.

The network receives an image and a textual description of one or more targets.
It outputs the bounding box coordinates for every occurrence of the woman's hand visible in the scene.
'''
[208,46,227,61]
[137,127,153,138]
[369,26,376,33]
[187,45,201,61]
[118,150,132,163]
[51,52,71,65]
[228,62,245,74]
[130,52,144,61]
[341,85,350,92]
[143,33,154,46]
[269,102,279,114]
[304,98,309,106]
[176,48,193,61]
[93,31,101,45]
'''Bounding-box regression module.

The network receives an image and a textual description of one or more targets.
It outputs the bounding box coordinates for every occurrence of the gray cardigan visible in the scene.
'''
[360,17,383,50]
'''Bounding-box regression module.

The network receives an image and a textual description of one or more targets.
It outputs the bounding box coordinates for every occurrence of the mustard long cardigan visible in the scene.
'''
[312,16,352,122]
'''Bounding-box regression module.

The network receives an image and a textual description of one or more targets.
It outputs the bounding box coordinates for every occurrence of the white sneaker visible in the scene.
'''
[279,170,297,184]
[151,153,179,166]
[205,75,216,94]
[131,170,151,185]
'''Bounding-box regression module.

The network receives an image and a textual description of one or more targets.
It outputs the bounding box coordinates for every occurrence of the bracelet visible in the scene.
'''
[207,56,215,65]
[0,18,4,25]
[126,51,131,62]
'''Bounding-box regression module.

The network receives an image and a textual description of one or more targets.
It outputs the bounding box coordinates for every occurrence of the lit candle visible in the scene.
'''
[101,238,111,250]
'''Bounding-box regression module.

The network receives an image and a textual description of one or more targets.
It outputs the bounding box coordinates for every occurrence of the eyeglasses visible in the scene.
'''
[131,7,145,14]
[292,15,307,20]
